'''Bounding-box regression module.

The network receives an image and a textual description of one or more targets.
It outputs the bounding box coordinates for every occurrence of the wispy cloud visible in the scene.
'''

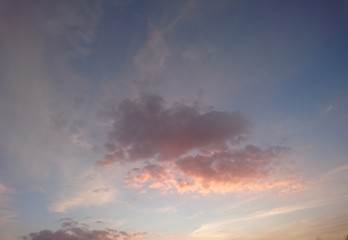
[134,25,170,82]
[322,104,334,114]
[131,0,198,90]
[313,164,348,184]
[49,187,115,213]
[154,205,178,214]
[233,214,348,240]
[49,168,116,212]
[191,199,330,238]
[239,200,331,222]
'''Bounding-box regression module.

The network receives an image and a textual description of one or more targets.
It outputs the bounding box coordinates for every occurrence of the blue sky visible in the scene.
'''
[0,1,347,240]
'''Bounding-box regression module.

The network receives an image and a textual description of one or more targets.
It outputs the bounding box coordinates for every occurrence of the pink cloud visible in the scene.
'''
[98,95,301,194]
[125,164,176,192]
[22,219,146,240]
[125,145,299,194]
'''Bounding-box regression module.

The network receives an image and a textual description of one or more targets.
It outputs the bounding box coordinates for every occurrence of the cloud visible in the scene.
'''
[131,0,198,89]
[314,164,348,184]
[155,205,178,214]
[97,94,299,194]
[98,94,250,165]
[49,187,115,213]
[49,168,117,213]
[181,44,217,65]
[49,110,92,148]
[0,182,15,227]
[322,104,334,114]
[190,202,328,239]
[22,218,146,240]
[125,164,175,190]
[134,25,170,81]
[213,214,348,240]
[175,145,291,193]
[125,145,298,194]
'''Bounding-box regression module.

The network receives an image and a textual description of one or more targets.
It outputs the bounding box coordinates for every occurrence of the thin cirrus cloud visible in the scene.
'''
[21,218,146,240]
[97,94,300,194]
[49,168,117,213]
[49,187,115,213]
[132,0,197,84]
[134,25,169,81]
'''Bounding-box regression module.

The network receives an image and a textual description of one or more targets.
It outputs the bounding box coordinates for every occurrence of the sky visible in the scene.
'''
[0,0,348,239]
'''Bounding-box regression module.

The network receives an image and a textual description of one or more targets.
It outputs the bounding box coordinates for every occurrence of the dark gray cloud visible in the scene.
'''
[22,219,146,240]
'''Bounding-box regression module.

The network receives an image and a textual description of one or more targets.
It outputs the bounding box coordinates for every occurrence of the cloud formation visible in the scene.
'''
[125,145,296,194]
[22,218,146,240]
[97,94,298,194]
[98,94,250,165]
[175,145,291,193]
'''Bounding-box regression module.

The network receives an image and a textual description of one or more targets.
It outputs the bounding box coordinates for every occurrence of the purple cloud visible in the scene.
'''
[98,94,250,166]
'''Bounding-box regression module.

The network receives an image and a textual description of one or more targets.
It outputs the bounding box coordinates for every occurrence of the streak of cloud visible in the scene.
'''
[131,0,199,92]
[191,200,330,239]
[49,168,117,213]
[134,25,169,81]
